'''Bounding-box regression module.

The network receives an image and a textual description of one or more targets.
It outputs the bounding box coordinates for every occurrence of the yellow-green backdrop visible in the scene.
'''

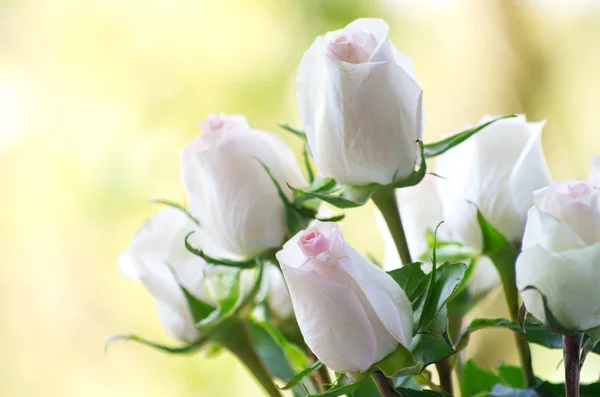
[1,0,600,396]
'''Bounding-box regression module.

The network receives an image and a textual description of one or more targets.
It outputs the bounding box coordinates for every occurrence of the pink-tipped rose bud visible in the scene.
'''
[517,179,600,331]
[296,18,423,186]
[327,31,378,64]
[298,228,332,257]
[182,113,306,259]
[276,221,413,374]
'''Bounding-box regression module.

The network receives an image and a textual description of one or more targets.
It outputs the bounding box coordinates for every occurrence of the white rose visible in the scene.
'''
[118,207,209,342]
[436,115,551,249]
[276,221,413,373]
[517,180,600,331]
[377,175,499,296]
[296,18,423,186]
[181,113,306,259]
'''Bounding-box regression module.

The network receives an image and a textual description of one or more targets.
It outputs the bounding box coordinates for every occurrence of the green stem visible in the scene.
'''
[435,359,453,395]
[373,187,454,395]
[213,319,283,397]
[372,187,412,265]
[372,370,400,397]
[492,250,535,387]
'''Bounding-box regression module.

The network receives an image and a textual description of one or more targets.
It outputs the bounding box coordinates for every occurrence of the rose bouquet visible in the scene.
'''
[109,18,600,397]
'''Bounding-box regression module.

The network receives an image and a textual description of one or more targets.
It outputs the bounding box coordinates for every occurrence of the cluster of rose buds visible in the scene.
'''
[115,17,600,397]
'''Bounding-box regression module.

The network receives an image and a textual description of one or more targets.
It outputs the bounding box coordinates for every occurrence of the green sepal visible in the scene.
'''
[422,115,516,158]
[180,284,215,323]
[280,360,323,390]
[390,140,427,189]
[198,261,265,332]
[104,334,206,354]
[279,121,308,143]
[580,326,600,368]
[260,161,312,235]
[184,231,258,268]
[415,262,466,332]
[376,344,423,377]
[149,198,200,226]
[303,145,315,183]
[289,184,375,209]
[521,285,570,334]
[422,229,478,264]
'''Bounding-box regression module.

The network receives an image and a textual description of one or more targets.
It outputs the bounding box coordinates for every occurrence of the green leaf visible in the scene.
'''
[105,334,206,354]
[489,382,600,397]
[253,321,308,372]
[387,262,428,302]
[280,360,323,390]
[487,384,538,397]
[260,161,311,235]
[497,364,525,389]
[416,262,466,332]
[184,231,257,268]
[376,344,423,377]
[303,145,315,184]
[536,381,600,397]
[149,198,200,226]
[455,318,563,352]
[247,320,310,396]
[410,306,455,367]
[461,360,502,397]
[306,375,368,397]
[395,389,451,396]
[447,259,494,316]
[279,121,308,143]
[391,140,427,189]
[349,378,381,397]
[423,115,516,158]
[317,214,345,223]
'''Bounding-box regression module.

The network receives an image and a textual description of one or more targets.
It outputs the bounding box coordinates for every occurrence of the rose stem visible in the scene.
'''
[372,187,453,395]
[563,333,582,397]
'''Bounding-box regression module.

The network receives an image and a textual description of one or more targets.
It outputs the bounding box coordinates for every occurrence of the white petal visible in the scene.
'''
[341,245,414,347]
[509,121,551,219]
[296,23,422,186]
[466,256,499,296]
[395,175,446,261]
[281,264,377,373]
[357,279,413,347]
[436,116,546,247]
[181,126,305,258]
[155,299,199,342]
[522,206,587,252]
[517,243,600,331]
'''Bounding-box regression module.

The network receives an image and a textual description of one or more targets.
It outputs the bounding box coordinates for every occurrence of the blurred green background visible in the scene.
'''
[1,0,600,396]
